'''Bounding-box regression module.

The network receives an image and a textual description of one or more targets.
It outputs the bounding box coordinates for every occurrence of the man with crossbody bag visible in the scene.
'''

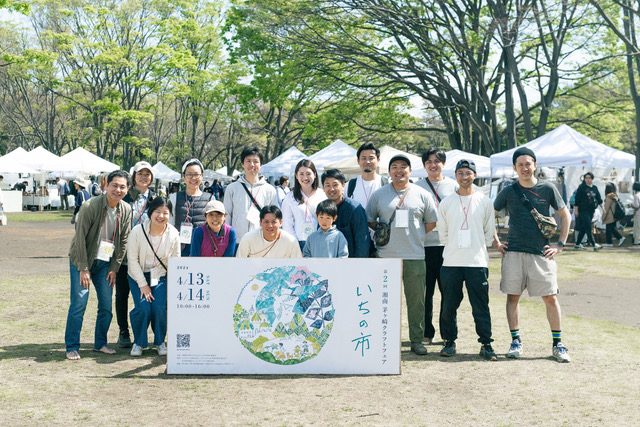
[493,147,572,363]
[223,146,277,253]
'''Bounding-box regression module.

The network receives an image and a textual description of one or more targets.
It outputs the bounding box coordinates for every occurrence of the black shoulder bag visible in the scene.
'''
[241,183,262,211]
[511,184,557,239]
[425,178,441,203]
[142,225,168,272]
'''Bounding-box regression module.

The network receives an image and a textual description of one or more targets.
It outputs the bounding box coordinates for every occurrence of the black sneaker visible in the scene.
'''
[410,342,428,356]
[118,333,132,348]
[480,344,498,361]
[439,341,456,357]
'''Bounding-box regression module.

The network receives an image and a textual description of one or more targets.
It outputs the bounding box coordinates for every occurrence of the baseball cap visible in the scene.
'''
[204,200,226,215]
[388,154,412,169]
[455,159,476,174]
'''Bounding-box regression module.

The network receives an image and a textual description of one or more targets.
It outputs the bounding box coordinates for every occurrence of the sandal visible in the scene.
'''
[93,346,116,354]
[66,350,81,360]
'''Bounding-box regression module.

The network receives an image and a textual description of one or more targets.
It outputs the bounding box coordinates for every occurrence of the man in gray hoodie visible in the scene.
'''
[224,146,277,251]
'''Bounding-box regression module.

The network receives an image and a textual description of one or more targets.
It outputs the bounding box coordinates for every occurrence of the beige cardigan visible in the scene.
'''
[127,219,181,288]
[602,195,619,225]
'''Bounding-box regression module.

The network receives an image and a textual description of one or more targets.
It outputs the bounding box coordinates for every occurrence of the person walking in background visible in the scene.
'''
[633,182,640,245]
[169,159,213,256]
[114,161,156,349]
[190,200,236,257]
[276,176,290,207]
[282,159,326,251]
[416,147,458,346]
[126,196,180,357]
[71,178,90,224]
[57,177,70,210]
[602,182,625,247]
[224,146,277,250]
[493,147,572,363]
[574,172,603,251]
[211,179,224,201]
[64,170,132,360]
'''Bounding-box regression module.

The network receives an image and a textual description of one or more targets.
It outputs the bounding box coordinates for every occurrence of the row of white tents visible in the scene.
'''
[1,124,636,195]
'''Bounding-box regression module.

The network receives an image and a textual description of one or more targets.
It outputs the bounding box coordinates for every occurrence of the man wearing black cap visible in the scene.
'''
[493,147,572,362]
[366,154,438,356]
[437,160,497,360]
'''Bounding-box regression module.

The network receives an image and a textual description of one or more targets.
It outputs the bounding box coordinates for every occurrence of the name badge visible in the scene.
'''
[180,223,193,244]
[247,208,260,227]
[303,223,314,239]
[395,209,409,228]
[458,229,471,248]
[150,266,162,287]
[96,240,115,261]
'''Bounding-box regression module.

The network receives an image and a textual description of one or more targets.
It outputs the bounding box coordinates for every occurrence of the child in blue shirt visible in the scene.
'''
[303,199,349,258]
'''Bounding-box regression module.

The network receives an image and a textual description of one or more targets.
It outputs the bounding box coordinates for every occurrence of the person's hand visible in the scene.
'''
[79,270,91,289]
[493,240,508,256]
[543,244,562,259]
[106,271,117,288]
[140,286,154,302]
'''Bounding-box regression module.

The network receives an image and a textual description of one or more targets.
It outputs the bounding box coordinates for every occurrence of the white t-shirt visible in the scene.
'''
[236,229,303,258]
[351,175,384,210]
[438,191,495,268]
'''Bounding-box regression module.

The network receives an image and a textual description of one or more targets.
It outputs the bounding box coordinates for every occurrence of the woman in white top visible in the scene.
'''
[127,196,181,357]
[281,159,326,250]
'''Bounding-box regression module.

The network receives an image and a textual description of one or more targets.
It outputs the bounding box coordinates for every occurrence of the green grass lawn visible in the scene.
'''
[5,210,73,222]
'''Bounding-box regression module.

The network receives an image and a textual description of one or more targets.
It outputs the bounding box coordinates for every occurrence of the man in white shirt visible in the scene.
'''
[224,146,278,250]
[437,160,497,361]
[347,142,388,209]
[236,205,302,258]
[56,177,70,210]
[415,148,458,345]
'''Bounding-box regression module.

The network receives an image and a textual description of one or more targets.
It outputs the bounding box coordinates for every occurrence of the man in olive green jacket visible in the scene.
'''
[65,170,132,360]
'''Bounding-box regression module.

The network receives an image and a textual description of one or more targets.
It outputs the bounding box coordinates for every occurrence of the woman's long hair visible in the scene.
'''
[292,159,318,204]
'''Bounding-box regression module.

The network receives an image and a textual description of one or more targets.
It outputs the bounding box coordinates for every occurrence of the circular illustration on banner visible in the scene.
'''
[233,266,335,365]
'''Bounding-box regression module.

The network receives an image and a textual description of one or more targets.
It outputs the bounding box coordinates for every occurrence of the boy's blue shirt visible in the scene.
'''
[302,225,349,258]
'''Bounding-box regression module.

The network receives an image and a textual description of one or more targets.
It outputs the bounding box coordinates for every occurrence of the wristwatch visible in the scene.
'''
[557,241,564,248]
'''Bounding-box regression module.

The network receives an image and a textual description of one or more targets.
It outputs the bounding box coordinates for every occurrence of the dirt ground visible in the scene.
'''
[1,217,640,425]
[2,219,638,328]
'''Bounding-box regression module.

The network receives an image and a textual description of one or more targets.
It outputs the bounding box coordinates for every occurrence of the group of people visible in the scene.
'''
[65,141,640,364]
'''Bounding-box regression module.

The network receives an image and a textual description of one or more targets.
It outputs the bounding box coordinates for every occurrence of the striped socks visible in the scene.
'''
[552,330,562,346]
[510,329,520,342]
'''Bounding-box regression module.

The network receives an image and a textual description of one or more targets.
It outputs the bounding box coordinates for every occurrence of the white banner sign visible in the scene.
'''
[167,258,402,375]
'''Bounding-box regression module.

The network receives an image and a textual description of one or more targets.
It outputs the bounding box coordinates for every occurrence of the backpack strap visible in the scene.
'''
[347,178,357,198]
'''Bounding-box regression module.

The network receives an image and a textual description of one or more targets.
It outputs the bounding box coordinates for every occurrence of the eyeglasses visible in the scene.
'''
[185,173,202,179]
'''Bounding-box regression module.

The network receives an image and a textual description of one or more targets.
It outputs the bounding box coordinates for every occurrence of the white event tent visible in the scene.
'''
[490,124,636,171]
[59,147,120,174]
[0,147,38,174]
[307,140,357,175]
[152,161,181,181]
[260,146,306,180]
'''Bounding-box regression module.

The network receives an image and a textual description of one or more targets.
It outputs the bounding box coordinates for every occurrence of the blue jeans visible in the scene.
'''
[128,273,167,347]
[65,259,113,351]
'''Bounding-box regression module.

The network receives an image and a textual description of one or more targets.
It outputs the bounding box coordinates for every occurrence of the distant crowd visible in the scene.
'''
[62,143,640,365]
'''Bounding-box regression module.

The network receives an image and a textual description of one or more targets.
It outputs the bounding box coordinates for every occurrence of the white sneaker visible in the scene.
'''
[157,343,167,356]
[553,343,571,363]
[618,237,626,246]
[130,344,143,357]
[602,244,613,247]
[506,340,523,358]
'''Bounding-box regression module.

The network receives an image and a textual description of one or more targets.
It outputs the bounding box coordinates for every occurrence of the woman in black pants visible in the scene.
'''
[602,182,625,246]
[115,161,155,348]
[574,172,603,251]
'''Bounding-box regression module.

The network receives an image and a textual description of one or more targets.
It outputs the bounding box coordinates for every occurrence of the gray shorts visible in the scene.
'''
[499,252,558,297]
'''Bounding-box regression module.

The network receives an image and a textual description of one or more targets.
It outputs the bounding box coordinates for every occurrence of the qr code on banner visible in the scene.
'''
[176,334,190,348]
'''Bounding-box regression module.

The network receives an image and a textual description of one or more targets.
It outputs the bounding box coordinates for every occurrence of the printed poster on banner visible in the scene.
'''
[167,258,402,375]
